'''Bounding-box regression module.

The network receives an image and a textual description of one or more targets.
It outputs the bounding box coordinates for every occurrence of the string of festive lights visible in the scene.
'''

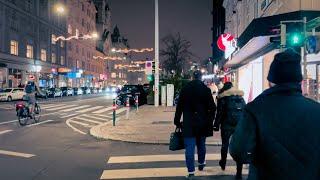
[128,69,145,72]
[54,32,98,42]
[111,48,154,53]
[93,56,126,61]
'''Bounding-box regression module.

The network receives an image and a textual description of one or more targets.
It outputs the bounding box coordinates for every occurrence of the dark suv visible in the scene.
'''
[116,85,147,106]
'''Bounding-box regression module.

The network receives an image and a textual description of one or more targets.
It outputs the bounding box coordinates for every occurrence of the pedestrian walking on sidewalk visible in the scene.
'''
[174,70,216,178]
[230,49,320,180]
[213,82,245,179]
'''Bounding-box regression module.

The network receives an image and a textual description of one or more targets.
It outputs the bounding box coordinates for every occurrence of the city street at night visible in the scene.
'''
[0,0,319,179]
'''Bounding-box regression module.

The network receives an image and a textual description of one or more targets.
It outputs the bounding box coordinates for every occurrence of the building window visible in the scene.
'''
[60,41,64,48]
[82,3,84,11]
[76,60,80,69]
[119,72,122,78]
[111,73,116,78]
[10,40,18,55]
[61,56,65,65]
[76,45,79,53]
[68,43,72,51]
[75,28,79,36]
[25,0,32,12]
[26,44,33,58]
[82,18,85,27]
[68,24,72,34]
[82,62,85,69]
[51,53,56,63]
[51,34,56,44]
[41,49,46,61]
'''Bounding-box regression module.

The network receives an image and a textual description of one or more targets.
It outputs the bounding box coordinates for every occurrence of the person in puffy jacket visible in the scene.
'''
[214,82,245,179]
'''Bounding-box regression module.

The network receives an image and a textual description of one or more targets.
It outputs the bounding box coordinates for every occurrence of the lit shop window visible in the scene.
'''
[51,34,56,44]
[111,73,116,78]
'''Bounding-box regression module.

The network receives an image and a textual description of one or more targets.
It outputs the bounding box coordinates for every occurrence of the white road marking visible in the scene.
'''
[26,120,54,127]
[81,114,108,121]
[0,129,13,135]
[92,106,113,114]
[41,104,66,109]
[0,120,18,125]
[108,154,232,164]
[46,105,77,111]
[92,114,113,118]
[60,105,91,112]
[60,113,79,118]
[108,108,127,115]
[76,106,104,113]
[73,117,102,124]
[68,120,91,127]
[0,150,35,158]
[100,166,248,179]
[66,119,87,135]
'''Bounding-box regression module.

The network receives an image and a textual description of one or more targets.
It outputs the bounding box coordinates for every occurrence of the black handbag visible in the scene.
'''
[169,127,184,151]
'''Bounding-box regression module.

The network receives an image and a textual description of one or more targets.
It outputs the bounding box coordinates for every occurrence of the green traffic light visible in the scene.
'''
[289,32,303,46]
[147,75,153,81]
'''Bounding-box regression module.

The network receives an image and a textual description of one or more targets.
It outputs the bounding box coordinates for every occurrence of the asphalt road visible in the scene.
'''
[0,94,245,180]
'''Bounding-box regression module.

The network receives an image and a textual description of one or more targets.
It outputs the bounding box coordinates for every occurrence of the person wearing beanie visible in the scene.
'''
[229,49,320,180]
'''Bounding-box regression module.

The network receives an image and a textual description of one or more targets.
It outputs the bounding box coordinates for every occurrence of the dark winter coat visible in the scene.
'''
[230,83,320,180]
[174,80,216,137]
[213,87,245,131]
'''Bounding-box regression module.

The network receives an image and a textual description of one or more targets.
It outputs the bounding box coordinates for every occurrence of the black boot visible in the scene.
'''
[219,159,226,170]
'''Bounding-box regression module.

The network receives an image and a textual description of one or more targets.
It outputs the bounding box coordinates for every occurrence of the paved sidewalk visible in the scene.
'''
[90,105,222,146]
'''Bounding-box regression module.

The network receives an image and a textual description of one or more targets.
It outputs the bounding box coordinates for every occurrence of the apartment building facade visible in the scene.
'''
[0,0,68,88]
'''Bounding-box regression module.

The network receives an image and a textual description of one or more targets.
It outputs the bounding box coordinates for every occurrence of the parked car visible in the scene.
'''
[91,87,98,94]
[73,87,83,95]
[0,88,25,101]
[81,87,91,94]
[116,85,147,106]
[48,88,63,98]
[36,87,49,99]
[61,87,74,96]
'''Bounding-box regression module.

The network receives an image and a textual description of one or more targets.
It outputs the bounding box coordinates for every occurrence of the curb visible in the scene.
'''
[90,122,222,146]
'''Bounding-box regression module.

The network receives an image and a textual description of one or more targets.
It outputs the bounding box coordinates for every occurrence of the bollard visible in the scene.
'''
[135,95,139,112]
[112,99,116,126]
[126,97,130,119]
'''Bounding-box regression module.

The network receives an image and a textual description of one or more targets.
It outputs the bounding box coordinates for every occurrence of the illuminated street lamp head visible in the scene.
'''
[55,4,65,15]
[111,48,116,52]
[123,57,127,60]
[91,32,98,39]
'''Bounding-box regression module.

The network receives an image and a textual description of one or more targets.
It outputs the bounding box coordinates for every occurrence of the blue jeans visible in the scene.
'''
[184,137,206,173]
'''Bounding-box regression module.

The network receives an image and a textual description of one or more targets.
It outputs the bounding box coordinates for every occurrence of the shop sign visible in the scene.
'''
[58,68,71,73]
[217,33,237,59]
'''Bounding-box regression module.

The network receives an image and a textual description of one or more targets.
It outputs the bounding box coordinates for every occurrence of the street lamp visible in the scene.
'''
[55,4,66,15]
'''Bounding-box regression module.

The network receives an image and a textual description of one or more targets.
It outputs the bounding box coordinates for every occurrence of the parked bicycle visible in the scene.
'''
[15,100,41,126]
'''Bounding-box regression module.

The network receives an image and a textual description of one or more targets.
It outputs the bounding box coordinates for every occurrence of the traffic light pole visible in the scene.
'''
[154,0,159,107]
[303,17,308,80]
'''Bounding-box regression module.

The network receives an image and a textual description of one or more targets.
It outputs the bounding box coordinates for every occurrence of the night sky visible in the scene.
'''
[108,0,213,62]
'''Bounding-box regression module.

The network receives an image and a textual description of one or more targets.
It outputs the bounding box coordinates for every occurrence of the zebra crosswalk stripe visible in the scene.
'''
[68,120,91,127]
[46,105,77,111]
[81,114,109,121]
[100,166,247,179]
[76,106,104,113]
[41,104,66,109]
[107,154,232,164]
[108,108,127,115]
[60,105,91,112]
[73,117,103,124]
[101,153,248,179]
[92,106,113,114]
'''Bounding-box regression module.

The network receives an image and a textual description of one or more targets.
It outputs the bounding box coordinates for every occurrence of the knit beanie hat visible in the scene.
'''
[267,49,303,84]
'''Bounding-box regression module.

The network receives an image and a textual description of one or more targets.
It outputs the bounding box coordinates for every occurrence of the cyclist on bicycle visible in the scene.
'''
[25,80,38,116]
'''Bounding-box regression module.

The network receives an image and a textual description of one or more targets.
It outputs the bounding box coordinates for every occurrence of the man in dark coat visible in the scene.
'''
[214,82,245,179]
[230,49,320,180]
[174,70,216,178]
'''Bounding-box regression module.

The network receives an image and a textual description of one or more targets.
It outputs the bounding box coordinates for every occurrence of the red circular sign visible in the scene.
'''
[217,33,234,51]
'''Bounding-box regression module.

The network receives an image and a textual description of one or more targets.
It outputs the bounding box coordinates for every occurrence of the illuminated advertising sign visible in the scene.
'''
[217,33,237,59]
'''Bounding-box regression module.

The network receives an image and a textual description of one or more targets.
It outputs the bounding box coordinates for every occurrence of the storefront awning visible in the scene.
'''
[225,36,274,68]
